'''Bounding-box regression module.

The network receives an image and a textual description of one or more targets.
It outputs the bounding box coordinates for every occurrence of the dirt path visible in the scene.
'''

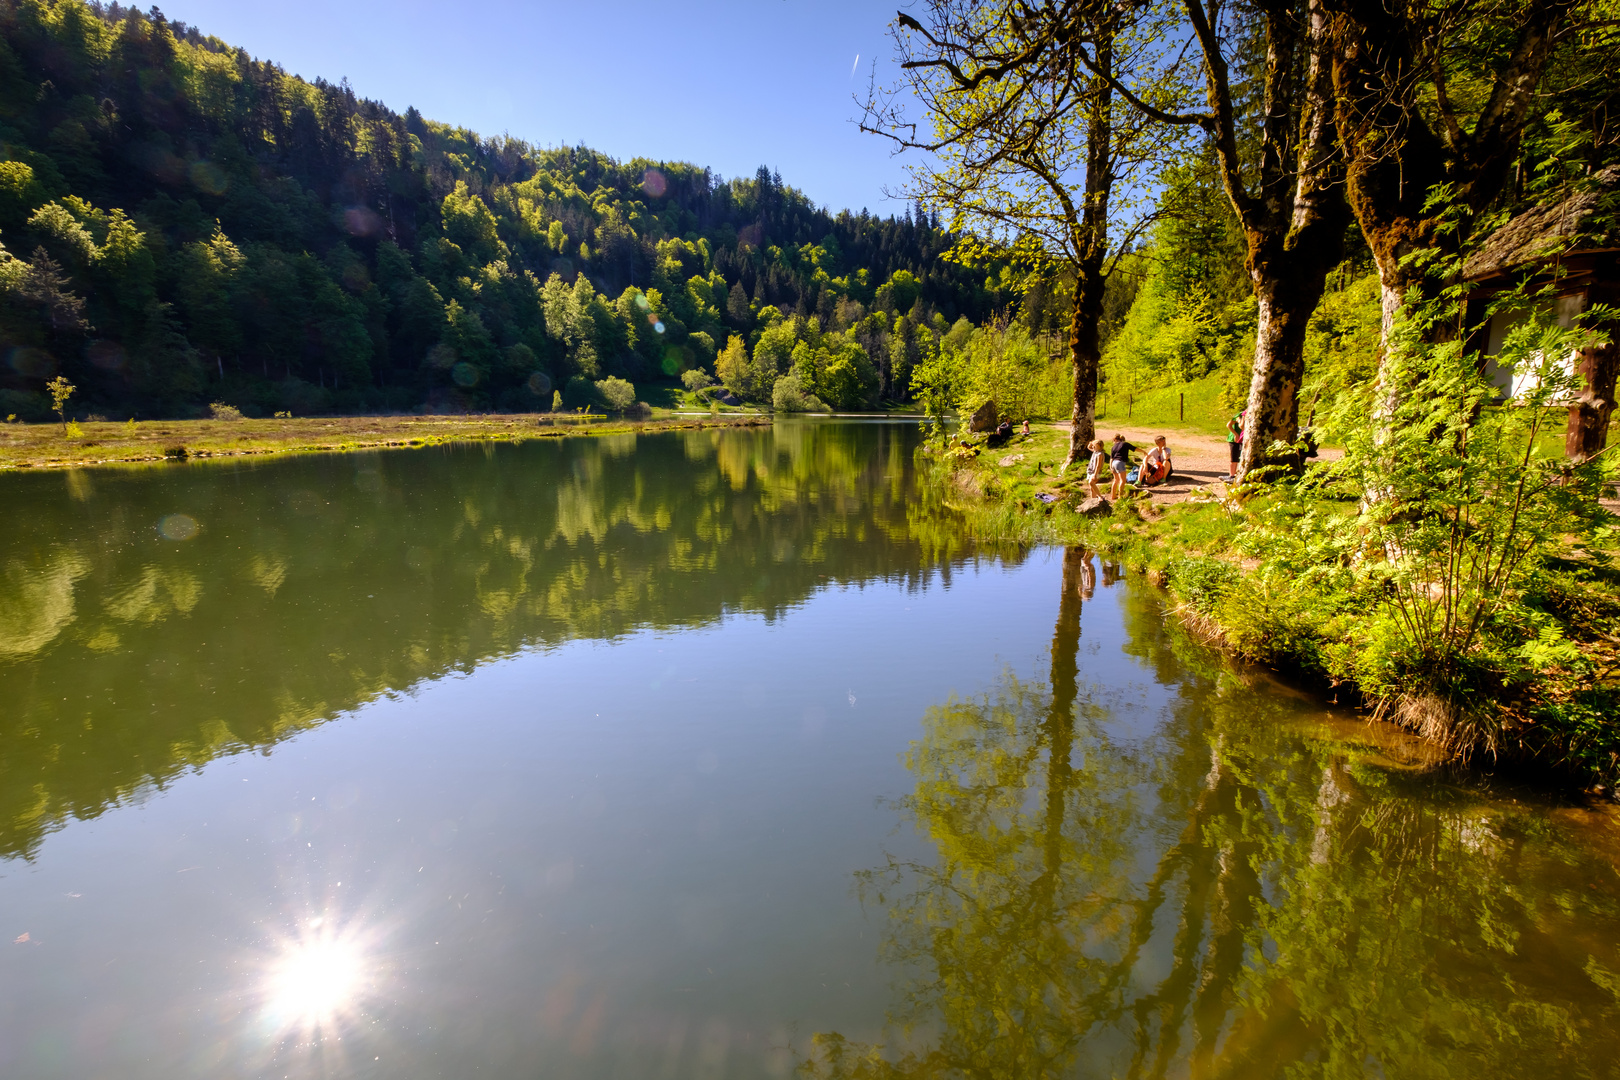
[1049,423,1343,505]
[1075,424,1620,515]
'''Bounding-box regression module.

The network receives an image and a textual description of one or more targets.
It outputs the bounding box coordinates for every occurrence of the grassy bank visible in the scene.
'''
[926,424,1620,796]
[0,412,768,471]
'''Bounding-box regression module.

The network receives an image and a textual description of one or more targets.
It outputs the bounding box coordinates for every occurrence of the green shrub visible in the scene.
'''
[1167,556,1238,614]
[772,372,826,413]
[1213,570,1336,675]
[594,376,636,413]
[563,375,597,409]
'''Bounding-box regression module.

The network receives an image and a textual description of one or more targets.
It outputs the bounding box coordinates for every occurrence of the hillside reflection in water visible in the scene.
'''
[0,422,962,860]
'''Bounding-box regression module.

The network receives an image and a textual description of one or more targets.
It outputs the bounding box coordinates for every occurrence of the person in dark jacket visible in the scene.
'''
[1108,434,1134,499]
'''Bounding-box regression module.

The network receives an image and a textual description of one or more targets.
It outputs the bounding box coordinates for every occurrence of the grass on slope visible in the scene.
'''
[1097,373,1231,437]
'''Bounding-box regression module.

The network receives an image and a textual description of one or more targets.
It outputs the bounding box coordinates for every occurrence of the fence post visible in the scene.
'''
[1179,392,1184,422]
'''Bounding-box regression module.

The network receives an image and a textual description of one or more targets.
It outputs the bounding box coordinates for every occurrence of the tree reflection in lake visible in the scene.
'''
[0,422,983,861]
[805,548,1620,1080]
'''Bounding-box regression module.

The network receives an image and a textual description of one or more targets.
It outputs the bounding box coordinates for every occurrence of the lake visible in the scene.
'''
[1,421,1617,1079]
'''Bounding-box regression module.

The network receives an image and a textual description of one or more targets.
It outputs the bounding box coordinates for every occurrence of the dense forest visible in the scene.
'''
[0,0,1000,419]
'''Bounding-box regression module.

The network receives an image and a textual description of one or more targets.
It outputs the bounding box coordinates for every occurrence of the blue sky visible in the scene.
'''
[156,0,924,217]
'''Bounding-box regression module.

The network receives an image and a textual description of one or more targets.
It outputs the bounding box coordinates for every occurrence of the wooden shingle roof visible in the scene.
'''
[1464,166,1620,281]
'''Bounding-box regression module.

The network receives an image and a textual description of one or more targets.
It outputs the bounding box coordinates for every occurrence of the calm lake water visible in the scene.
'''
[1,421,1618,1080]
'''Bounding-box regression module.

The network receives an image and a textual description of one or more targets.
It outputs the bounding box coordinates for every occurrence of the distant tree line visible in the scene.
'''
[0,0,1003,419]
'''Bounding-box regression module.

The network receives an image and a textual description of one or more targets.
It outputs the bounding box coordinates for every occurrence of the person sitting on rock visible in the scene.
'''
[1138,436,1173,487]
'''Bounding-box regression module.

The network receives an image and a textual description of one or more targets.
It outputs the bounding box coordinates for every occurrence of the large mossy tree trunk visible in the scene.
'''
[1240,263,1339,475]
[1239,2,1348,475]
[1187,0,1348,480]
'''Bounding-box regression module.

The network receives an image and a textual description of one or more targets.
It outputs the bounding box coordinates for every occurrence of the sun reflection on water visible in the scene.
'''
[260,917,372,1038]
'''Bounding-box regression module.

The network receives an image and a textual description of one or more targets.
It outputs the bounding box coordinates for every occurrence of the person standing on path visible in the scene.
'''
[1108,434,1133,499]
[1225,410,1245,480]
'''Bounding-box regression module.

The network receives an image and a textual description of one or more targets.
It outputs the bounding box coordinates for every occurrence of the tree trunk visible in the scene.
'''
[1062,31,1113,473]
[1064,285,1103,469]
[1326,0,1574,407]
[1196,0,1347,480]
[1039,547,1086,899]
[1238,241,1344,475]
[1238,286,1310,475]
[1567,338,1619,460]
[1236,0,1347,478]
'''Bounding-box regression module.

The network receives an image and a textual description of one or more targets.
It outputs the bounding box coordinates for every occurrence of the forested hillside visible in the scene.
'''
[0,0,998,419]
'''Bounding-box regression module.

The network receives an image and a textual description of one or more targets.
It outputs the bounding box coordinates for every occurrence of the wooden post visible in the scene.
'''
[1179,392,1184,422]
[1567,339,1618,460]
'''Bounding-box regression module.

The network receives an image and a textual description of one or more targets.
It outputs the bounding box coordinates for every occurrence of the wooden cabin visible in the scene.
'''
[1463,168,1620,460]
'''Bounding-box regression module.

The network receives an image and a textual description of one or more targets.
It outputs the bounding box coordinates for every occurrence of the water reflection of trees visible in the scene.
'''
[0,423,993,860]
[805,550,1620,1080]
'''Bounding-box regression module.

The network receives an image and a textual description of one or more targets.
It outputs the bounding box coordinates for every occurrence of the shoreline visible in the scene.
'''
[0,412,770,472]
[926,420,1620,799]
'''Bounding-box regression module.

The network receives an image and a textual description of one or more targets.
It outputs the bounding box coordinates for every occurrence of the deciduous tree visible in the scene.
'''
[865,0,1192,468]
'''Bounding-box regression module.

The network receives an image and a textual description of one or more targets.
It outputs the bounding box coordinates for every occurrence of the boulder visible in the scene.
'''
[968,399,998,433]
[1076,496,1112,518]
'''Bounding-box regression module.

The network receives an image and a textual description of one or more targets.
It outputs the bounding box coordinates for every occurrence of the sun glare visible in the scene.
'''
[262,923,369,1035]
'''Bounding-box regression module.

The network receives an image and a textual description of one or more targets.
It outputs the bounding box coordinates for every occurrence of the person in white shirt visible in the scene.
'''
[1084,439,1106,499]
[1140,436,1172,486]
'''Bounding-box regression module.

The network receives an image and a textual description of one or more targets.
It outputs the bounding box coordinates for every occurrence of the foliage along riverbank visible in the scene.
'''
[0,410,767,471]
[924,416,1620,797]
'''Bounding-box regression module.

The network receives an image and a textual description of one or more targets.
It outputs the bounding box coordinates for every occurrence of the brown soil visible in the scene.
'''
[1052,424,1343,506]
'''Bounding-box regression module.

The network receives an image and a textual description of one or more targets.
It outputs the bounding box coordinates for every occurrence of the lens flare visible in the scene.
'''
[344,206,382,237]
[188,159,230,195]
[86,340,128,371]
[7,347,53,378]
[159,514,199,540]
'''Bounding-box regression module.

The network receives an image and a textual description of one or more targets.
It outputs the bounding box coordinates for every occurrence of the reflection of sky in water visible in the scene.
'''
[0,532,1051,1077]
